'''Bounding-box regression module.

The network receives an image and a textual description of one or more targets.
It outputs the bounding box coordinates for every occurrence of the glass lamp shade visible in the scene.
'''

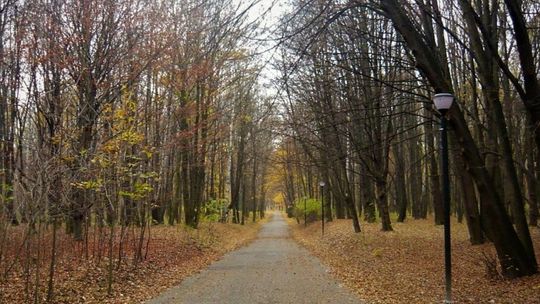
[319,181,326,187]
[433,93,454,112]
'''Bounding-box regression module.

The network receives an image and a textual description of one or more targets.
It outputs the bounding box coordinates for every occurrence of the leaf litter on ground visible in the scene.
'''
[0,219,265,304]
[289,217,540,304]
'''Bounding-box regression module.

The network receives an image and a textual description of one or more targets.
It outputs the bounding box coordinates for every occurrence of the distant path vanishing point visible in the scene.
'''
[146,211,362,304]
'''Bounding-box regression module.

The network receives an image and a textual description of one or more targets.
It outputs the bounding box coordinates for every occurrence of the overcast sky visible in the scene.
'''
[249,0,290,97]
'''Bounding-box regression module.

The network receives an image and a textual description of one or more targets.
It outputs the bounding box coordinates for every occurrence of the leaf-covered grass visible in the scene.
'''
[0,220,264,303]
[290,216,540,304]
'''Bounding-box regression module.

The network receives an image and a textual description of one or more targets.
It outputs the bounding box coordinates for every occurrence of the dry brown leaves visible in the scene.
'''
[0,220,263,304]
[289,217,540,304]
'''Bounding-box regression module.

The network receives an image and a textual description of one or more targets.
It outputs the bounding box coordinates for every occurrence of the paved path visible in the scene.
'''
[146,212,362,304]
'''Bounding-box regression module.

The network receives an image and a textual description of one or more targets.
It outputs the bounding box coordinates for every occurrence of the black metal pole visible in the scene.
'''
[304,197,307,227]
[441,116,452,303]
[321,186,325,236]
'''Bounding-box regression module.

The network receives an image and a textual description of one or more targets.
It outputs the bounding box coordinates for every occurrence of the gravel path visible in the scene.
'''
[145,212,362,304]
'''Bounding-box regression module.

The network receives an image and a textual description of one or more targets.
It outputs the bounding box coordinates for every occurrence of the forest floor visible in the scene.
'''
[289,216,540,304]
[0,219,265,304]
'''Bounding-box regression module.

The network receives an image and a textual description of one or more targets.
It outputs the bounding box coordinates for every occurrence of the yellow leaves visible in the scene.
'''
[113,102,137,125]
[225,49,248,61]
[79,148,88,157]
[80,87,158,202]
[242,114,252,123]
[101,103,114,116]
[51,134,62,145]
[272,192,284,205]
[142,147,154,159]
[274,146,288,158]
[102,141,120,154]
[99,89,146,156]
[90,154,111,168]
[371,248,383,258]
[119,182,154,200]
[0,182,14,203]
[139,171,158,179]
[61,154,75,163]
[71,179,103,191]
[118,129,144,145]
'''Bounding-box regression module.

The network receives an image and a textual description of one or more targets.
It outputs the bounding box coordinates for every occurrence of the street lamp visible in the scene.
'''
[433,93,454,304]
[319,181,326,236]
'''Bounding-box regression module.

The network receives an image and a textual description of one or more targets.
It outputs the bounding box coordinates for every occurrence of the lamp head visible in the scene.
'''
[433,93,454,115]
[319,181,326,187]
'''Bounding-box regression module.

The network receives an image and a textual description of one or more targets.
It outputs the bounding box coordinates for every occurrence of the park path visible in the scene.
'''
[145,211,362,304]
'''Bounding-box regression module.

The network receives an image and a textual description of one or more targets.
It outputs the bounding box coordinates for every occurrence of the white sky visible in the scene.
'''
[242,0,289,96]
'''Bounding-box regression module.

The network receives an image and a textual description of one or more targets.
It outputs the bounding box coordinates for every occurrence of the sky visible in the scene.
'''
[242,0,289,96]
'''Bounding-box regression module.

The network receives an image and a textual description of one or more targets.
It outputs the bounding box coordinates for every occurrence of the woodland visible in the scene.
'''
[0,0,539,303]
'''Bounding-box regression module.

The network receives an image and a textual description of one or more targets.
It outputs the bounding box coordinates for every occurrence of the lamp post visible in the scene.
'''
[319,181,326,236]
[433,93,454,304]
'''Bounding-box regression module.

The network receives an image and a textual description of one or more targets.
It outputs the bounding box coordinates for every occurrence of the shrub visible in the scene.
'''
[294,197,321,223]
[201,199,228,222]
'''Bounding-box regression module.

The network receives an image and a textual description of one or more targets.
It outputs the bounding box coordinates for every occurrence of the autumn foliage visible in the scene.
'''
[0,221,262,303]
[291,218,540,304]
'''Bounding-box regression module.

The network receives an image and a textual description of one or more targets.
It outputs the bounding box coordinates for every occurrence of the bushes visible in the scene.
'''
[202,199,228,222]
[294,198,321,223]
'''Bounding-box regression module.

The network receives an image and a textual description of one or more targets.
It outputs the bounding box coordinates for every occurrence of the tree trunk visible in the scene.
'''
[376,179,393,231]
[455,148,484,244]
[425,104,444,225]
[395,145,408,222]
[527,142,539,227]
[380,0,537,276]
[360,168,376,222]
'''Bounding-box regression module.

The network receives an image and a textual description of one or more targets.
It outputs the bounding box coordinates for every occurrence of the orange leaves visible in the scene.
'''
[290,218,540,304]
[0,221,262,304]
